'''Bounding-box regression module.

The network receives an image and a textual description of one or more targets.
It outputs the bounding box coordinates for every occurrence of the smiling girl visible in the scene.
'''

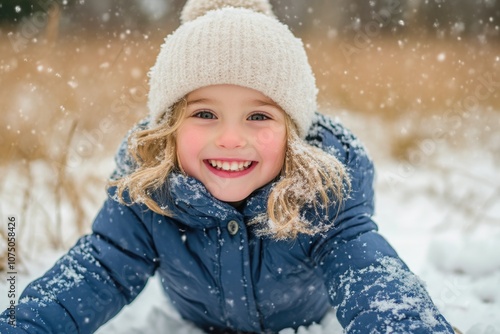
[0,0,455,333]
[115,83,348,240]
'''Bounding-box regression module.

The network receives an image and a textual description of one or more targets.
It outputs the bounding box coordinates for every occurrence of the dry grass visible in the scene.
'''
[0,32,158,267]
[309,36,500,116]
[0,28,499,266]
[0,35,156,162]
[306,35,500,159]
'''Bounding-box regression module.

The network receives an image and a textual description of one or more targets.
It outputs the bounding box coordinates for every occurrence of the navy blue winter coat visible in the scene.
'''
[0,113,454,333]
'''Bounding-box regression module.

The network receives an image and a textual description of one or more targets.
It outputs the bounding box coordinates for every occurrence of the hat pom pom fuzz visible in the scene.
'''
[180,0,275,23]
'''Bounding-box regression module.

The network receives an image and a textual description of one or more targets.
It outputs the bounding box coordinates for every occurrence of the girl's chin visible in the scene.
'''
[209,189,251,206]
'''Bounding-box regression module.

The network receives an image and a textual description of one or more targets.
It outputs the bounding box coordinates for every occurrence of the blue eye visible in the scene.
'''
[194,111,216,119]
[248,113,270,121]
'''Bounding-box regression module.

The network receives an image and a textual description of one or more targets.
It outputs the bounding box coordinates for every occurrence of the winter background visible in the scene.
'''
[0,0,499,333]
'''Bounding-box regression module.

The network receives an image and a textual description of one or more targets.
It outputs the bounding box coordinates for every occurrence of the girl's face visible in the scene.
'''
[176,84,287,205]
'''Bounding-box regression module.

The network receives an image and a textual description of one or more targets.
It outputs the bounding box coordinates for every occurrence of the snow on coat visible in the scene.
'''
[0,113,454,333]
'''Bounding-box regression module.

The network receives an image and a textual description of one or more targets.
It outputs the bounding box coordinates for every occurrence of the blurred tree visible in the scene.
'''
[414,0,500,39]
[1,0,498,40]
[271,0,312,32]
[0,0,57,24]
[62,0,176,33]
[0,0,178,35]
[339,0,407,34]
[272,0,409,36]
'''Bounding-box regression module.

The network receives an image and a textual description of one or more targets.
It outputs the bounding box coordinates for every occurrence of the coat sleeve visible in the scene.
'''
[0,190,158,334]
[309,143,455,333]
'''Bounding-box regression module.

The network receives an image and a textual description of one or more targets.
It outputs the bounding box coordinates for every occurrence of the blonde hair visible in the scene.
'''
[110,99,351,240]
[110,99,187,214]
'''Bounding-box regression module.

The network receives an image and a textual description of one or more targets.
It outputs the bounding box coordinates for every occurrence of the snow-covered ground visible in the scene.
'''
[1,112,499,333]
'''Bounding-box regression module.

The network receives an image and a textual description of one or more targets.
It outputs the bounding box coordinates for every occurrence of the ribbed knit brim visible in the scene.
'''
[148,7,318,138]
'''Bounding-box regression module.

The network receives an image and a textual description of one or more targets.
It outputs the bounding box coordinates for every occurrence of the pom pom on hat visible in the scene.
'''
[148,3,318,138]
[180,0,275,23]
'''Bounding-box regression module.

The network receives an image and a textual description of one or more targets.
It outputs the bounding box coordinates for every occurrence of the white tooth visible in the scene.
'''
[212,160,252,171]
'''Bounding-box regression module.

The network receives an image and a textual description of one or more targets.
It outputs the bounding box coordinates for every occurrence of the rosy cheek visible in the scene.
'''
[254,126,287,154]
[180,129,202,148]
[177,127,205,168]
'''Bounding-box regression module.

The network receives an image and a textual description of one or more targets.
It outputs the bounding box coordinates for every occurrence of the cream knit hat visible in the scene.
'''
[148,0,318,138]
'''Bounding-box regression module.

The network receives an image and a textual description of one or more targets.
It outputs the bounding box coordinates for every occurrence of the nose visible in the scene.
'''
[215,123,247,149]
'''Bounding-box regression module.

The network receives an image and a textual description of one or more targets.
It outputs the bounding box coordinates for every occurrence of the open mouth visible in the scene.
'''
[206,159,254,172]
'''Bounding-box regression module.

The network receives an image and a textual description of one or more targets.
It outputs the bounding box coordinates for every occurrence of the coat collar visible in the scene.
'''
[152,172,273,229]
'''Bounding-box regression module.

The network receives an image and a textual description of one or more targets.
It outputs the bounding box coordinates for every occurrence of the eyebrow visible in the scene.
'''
[186,98,211,106]
[250,100,279,108]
